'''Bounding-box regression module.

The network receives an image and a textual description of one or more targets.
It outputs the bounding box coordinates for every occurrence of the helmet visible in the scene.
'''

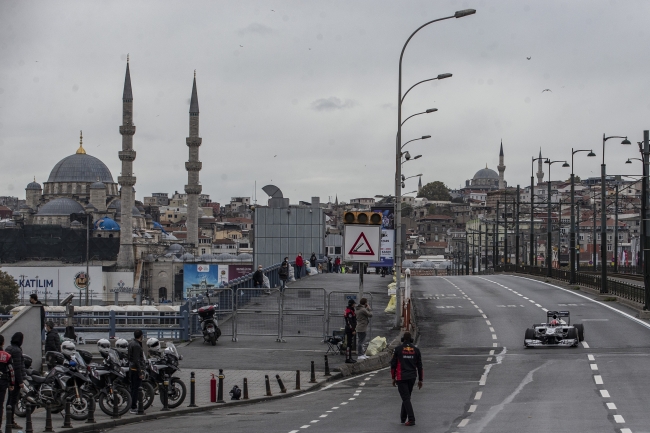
[147,337,161,354]
[97,339,111,357]
[115,338,129,354]
[61,340,76,358]
[550,319,559,326]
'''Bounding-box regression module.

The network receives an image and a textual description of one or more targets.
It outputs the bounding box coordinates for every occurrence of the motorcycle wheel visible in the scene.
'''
[142,381,155,410]
[161,378,186,409]
[98,386,132,417]
[14,396,36,417]
[69,392,93,421]
[210,334,217,346]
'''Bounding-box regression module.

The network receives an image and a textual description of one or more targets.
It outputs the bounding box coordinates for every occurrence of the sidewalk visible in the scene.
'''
[21,273,397,432]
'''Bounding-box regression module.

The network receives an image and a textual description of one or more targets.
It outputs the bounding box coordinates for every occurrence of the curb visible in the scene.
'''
[55,373,344,433]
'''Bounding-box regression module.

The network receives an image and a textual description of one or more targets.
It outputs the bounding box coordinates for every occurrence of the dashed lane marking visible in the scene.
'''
[606,403,617,410]
[474,391,482,400]
[582,341,590,348]
[492,334,498,339]
[489,350,494,355]
[614,415,625,423]
[600,390,610,398]
[594,375,603,385]
[590,364,598,371]
[486,320,491,325]
[493,343,498,347]
[620,429,632,433]
[468,405,477,413]
[588,355,595,361]
[479,375,487,385]
[487,357,492,361]
[489,327,495,332]
[458,419,469,427]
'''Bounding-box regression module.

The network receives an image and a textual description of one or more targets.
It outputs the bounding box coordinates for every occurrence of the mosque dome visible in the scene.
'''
[108,199,142,217]
[37,198,85,215]
[26,180,42,190]
[94,217,120,231]
[473,166,499,180]
[47,153,114,183]
[90,181,106,190]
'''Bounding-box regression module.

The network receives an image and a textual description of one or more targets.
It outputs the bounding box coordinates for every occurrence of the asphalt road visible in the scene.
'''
[109,275,650,433]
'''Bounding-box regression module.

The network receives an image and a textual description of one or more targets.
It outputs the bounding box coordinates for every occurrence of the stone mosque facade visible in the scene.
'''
[462,142,508,191]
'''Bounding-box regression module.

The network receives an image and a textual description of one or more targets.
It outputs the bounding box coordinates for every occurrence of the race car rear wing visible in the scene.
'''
[546,310,570,317]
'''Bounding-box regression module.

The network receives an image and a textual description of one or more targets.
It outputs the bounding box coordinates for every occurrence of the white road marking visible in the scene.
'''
[458,419,469,427]
[606,403,617,410]
[468,405,477,413]
[594,375,603,385]
[326,410,332,413]
[289,430,299,433]
[478,309,484,313]
[528,299,535,303]
[360,383,365,386]
[489,350,495,355]
[486,320,491,325]
[482,314,488,319]
[542,308,549,312]
[487,357,493,361]
[475,391,482,400]
[348,397,355,400]
[479,375,487,385]
[353,393,360,396]
[341,402,348,405]
[492,334,498,339]
[364,378,371,381]
[590,364,598,371]
[523,297,529,299]
[535,304,542,307]
[489,327,495,332]
[620,428,632,433]
[300,426,310,429]
[319,414,328,418]
[582,341,590,348]
[600,390,610,398]
[587,355,595,361]
[332,407,339,409]
[493,343,498,347]
[474,305,480,308]
[310,420,319,423]
[470,301,475,304]
[613,415,625,423]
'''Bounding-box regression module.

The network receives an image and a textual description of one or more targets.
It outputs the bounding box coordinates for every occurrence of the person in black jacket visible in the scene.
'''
[127,330,145,414]
[44,321,61,354]
[5,332,25,429]
[253,265,264,288]
[0,335,15,430]
[391,332,423,426]
[278,259,289,291]
[30,293,45,341]
[344,299,357,364]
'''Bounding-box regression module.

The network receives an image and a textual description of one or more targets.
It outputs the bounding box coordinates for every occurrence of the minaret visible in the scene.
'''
[418,176,422,193]
[537,148,545,185]
[116,56,136,270]
[497,140,506,190]
[185,70,202,247]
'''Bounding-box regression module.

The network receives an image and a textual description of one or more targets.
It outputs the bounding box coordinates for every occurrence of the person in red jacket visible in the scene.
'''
[0,335,16,429]
[391,332,423,426]
[295,253,304,279]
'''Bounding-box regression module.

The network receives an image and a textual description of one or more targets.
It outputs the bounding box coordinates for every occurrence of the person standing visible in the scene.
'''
[344,299,357,364]
[309,253,317,269]
[334,257,341,273]
[30,293,45,341]
[278,259,289,291]
[44,321,61,354]
[253,265,264,288]
[327,256,333,273]
[5,333,25,429]
[391,332,423,426]
[295,253,304,279]
[127,330,145,415]
[355,298,373,360]
[0,335,15,430]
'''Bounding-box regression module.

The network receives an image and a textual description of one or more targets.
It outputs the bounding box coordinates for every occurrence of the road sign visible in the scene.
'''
[344,225,381,262]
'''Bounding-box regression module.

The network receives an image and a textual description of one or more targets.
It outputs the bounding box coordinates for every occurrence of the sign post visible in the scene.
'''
[344,225,381,299]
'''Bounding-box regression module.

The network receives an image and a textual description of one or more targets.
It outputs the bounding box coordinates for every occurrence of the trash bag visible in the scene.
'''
[262,275,270,289]
[384,294,396,314]
[229,385,241,400]
[365,336,387,356]
[387,282,396,295]
[288,263,296,282]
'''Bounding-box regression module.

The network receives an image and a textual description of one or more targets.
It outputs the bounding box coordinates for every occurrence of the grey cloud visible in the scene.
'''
[311,97,358,111]
[238,22,273,36]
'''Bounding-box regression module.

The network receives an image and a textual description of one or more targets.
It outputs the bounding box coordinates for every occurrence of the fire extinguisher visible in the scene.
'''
[210,373,216,403]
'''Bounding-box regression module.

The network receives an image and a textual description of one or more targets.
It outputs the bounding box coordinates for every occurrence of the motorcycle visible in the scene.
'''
[114,350,156,410]
[19,351,93,421]
[146,343,186,408]
[86,348,133,416]
[193,293,221,345]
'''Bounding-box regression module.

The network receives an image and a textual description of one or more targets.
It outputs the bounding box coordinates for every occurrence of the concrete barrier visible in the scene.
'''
[0,305,42,371]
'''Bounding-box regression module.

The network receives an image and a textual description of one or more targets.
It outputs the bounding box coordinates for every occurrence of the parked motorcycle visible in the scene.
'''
[89,341,133,416]
[193,293,222,345]
[146,338,186,408]
[113,338,156,410]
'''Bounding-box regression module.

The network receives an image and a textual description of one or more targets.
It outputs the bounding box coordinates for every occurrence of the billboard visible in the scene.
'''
[0,266,103,303]
[370,206,395,268]
[183,264,228,299]
[228,264,253,281]
[103,272,136,303]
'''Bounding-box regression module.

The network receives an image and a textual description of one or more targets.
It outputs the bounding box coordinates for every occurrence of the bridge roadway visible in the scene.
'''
[109,275,650,433]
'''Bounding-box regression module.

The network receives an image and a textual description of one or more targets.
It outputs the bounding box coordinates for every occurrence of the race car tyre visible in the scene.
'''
[566,328,578,342]
[574,324,585,342]
[524,328,536,347]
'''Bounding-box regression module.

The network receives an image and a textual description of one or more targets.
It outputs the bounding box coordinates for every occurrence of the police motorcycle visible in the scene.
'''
[145,338,186,408]
[192,292,222,345]
[88,339,133,416]
[112,338,156,410]
[19,341,93,420]
[14,354,41,417]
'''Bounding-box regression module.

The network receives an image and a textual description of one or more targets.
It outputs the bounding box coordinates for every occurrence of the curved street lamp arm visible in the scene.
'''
[401,137,422,150]
[401,111,427,127]
[402,77,438,103]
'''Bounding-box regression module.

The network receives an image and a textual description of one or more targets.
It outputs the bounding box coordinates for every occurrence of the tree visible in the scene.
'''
[401,203,413,217]
[0,271,19,306]
[418,181,451,201]
[566,175,581,183]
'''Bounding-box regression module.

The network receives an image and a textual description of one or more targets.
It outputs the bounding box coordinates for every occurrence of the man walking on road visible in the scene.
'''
[391,332,423,426]
[127,330,145,414]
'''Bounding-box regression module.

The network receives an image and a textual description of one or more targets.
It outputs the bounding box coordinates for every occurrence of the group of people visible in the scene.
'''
[326,256,343,273]
[343,297,373,363]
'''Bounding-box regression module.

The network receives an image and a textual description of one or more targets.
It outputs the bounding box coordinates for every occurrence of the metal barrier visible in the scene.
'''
[234,288,282,341]
[280,288,326,340]
[188,288,235,340]
[325,291,373,339]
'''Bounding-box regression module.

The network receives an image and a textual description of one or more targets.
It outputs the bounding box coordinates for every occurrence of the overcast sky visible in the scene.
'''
[1,0,649,206]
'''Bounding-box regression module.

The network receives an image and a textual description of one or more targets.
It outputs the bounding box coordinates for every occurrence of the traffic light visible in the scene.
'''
[343,211,382,225]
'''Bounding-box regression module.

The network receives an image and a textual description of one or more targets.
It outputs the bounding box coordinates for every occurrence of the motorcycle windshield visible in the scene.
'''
[74,352,87,369]
[107,349,120,365]
[164,342,179,358]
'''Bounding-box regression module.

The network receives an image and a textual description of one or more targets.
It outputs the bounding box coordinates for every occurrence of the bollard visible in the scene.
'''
[295,370,301,390]
[62,398,73,428]
[324,355,331,377]
[44,404,54,432]
[309,361,316,383]
[188,371,197,407]
[243,378,249,400]
[85,398,96,424]
[112,386,120,419]
[26,403,34,433]
[217,369,225,403]
[137,385,145,415]
[275,374,287,393]
[161,377,170,411]
[264,375,272,396]
[5,405,13,433]
[210,373,216,403]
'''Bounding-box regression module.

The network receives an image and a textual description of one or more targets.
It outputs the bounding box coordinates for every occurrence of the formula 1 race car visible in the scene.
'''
[524,311,585,348]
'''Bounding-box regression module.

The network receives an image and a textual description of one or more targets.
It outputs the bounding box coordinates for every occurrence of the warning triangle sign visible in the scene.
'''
[348,232,375,256]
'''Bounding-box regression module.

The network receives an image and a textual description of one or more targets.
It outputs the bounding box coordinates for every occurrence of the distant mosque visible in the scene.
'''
[462,141,507,191]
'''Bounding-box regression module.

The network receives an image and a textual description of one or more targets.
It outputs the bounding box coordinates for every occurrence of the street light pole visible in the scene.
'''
[570,149,596,283]
[545,160,569,276]
[394,8,475,329]
[643,131,650,311]
[516,185,520,270]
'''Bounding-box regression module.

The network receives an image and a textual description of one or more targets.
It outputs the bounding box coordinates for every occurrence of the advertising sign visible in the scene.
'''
[103,272,135,303]
[0,266,103,302]
[183,264,228,299]
[228,264,253,281]
[370,206,395,268]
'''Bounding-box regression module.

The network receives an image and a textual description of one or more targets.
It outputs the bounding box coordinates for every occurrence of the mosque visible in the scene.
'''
[462,141,508,192]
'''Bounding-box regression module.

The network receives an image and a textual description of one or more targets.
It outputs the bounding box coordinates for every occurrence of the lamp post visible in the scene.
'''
[544,159,569,276]
[395,8,475,329]
[530,155,545,267]
[569,149,596,283]
[600,134,631,293]
[627,157,645,275]
[516,185,520,270]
